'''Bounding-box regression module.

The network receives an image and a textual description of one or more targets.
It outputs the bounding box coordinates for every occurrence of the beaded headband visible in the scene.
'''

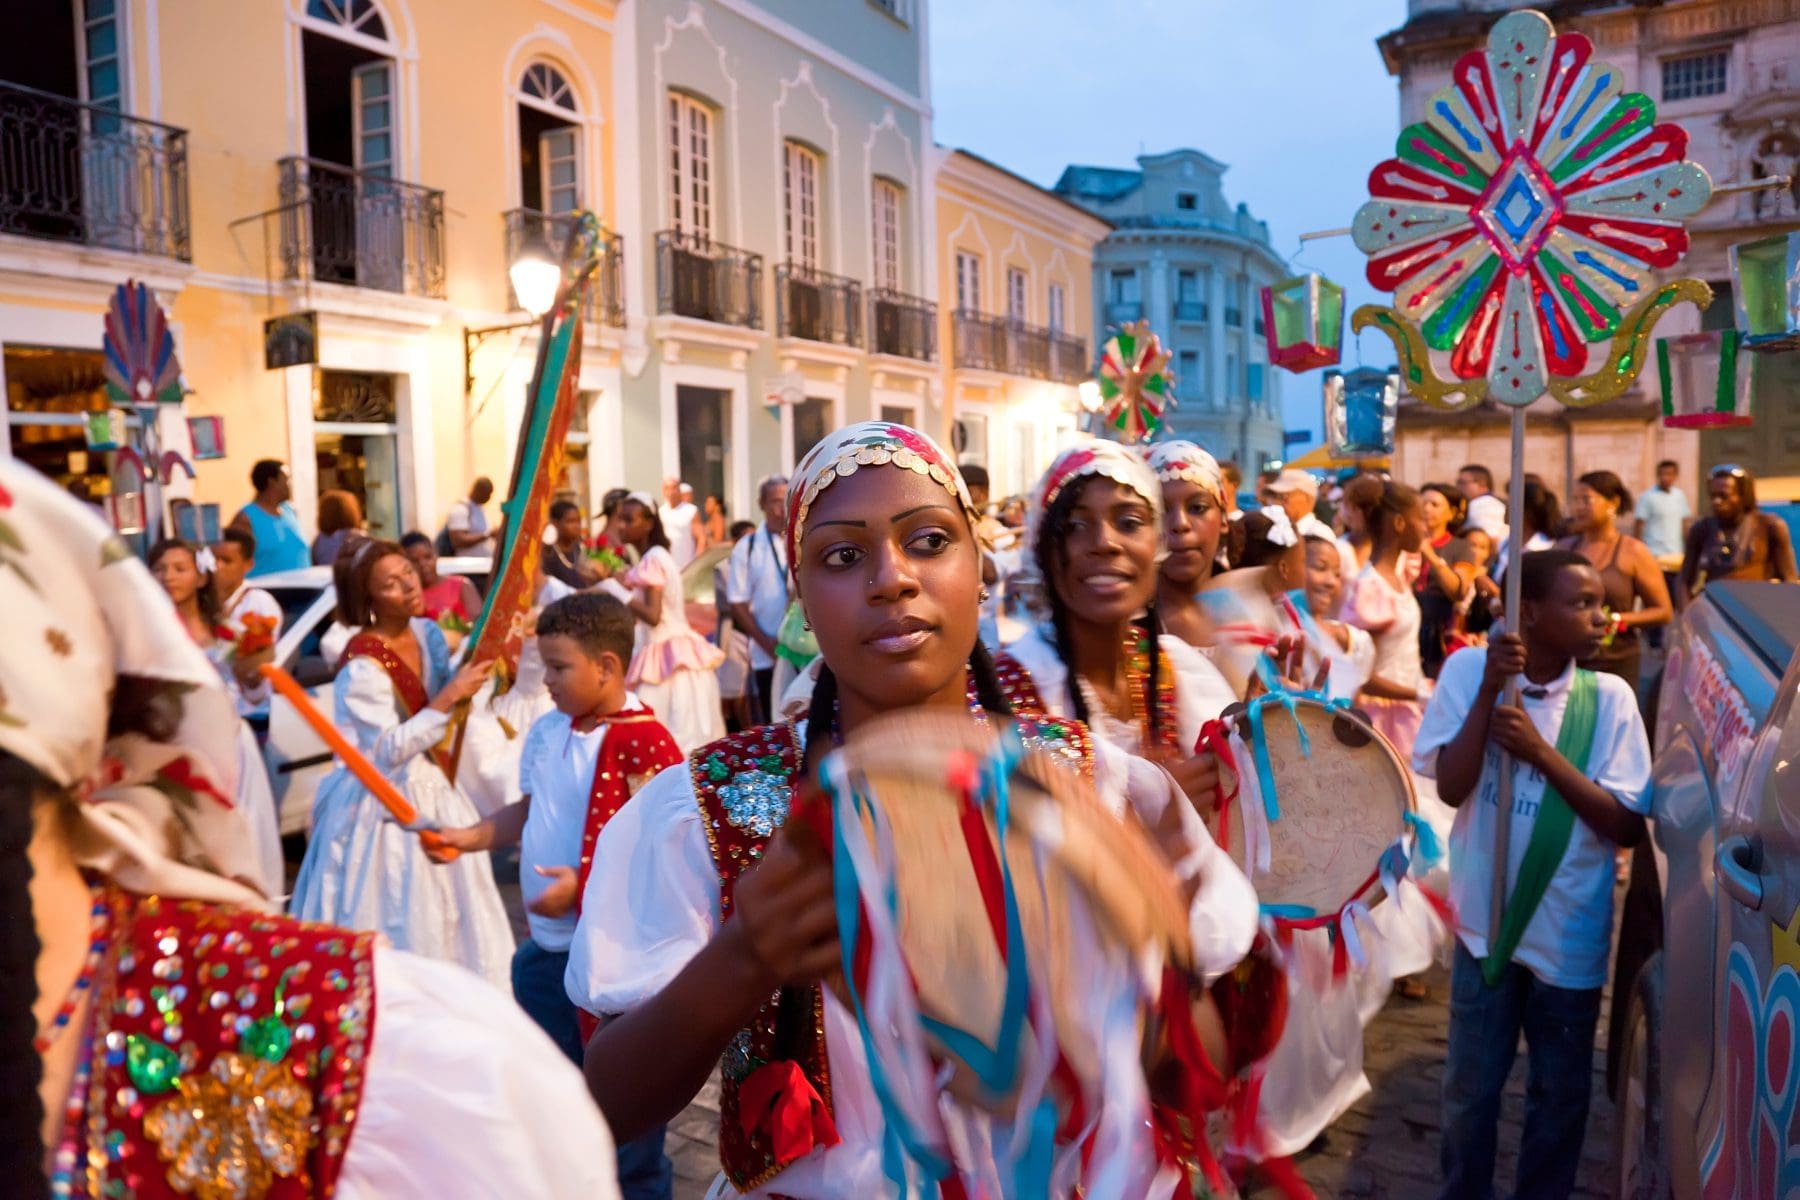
[1144,439,1225,505]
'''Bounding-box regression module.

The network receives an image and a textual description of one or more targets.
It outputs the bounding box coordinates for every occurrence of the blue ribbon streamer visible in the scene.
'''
[1404,811,1444,867]
[1261,902,1320,921]
[830,777,952,1189]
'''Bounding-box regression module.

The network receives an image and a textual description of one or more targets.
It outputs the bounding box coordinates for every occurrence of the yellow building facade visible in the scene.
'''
[934,149,1111,499]
[1,0,622,541]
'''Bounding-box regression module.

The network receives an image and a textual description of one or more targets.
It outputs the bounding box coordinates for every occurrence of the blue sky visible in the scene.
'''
[929,0,1410,446]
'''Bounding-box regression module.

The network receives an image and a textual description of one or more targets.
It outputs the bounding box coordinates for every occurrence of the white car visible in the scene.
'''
[257,558,491,837]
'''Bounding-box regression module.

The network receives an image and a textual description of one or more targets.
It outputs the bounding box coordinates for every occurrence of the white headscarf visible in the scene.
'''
[0,463,268,905]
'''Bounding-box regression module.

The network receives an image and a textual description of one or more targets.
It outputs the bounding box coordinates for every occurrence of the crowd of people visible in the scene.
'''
[13,428,1798,1200]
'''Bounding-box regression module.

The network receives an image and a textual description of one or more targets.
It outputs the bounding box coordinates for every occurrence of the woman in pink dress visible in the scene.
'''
[1338,476,1430,761]
[614,492,725,753]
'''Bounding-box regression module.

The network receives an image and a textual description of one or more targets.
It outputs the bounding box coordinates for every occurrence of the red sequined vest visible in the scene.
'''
[64,888,377,1199]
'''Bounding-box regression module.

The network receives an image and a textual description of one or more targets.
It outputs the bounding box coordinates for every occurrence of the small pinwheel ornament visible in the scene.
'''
[102,280,183,407]
[1096,319,1174,443]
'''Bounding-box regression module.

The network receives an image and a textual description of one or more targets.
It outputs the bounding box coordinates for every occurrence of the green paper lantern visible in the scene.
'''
[1730,233,1800,351]
[1261,274,1345,373]
[1657,331,1758,429]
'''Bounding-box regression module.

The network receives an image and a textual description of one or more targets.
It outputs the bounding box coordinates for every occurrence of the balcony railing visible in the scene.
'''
[0,81,189,259]
[869,288,935,362]
[776,261,861,347]
[278,157,445,297]
[1050,330,1089,384]
[953,309,1007,371]
[504,208,624,327]
[1106,299,1143,324]
[655,229,761,328]
[1174,299,1208,323]
[1007,319,1051,379]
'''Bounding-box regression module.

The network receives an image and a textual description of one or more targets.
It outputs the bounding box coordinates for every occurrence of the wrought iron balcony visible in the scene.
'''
[1006,319,1052,379]
[776,262,861,347]
[1050,331,1089,384]
[0,81,189,259]
[953,309,1007,372]
[869,288,935,362]
[655,229,762,328]
[1174,299,1208,323]
[278,157,445,297]
[504,208,624,327]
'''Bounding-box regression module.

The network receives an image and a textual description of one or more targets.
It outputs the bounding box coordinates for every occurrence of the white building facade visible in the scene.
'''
[1054,150,1288,471]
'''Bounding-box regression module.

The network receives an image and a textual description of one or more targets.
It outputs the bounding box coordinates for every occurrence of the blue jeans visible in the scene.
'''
[1439,942,1602,1200]
[512,940,673,1200]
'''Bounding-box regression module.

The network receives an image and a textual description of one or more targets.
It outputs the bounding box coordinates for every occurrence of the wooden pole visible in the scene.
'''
[1489,407,1526,946]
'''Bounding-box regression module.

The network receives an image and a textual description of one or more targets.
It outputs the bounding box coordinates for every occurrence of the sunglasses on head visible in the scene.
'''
[1710,464,1748,480]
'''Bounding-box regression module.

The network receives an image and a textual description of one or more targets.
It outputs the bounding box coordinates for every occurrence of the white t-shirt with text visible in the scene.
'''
[1414,647,1651,989]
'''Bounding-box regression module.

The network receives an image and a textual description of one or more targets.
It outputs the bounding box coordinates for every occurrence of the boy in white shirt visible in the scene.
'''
[1414,548,1652,1200]
[436,592,683,1200]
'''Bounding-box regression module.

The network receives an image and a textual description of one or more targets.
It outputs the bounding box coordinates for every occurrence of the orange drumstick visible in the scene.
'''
[260,664,459,861]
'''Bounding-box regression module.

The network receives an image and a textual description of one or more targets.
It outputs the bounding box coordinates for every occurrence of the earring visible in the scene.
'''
[802,619,813,632]
[979,586,991,602]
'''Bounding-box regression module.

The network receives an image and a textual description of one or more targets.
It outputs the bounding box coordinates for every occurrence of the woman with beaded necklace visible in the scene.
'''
[1004,441,1239,803]
[1,463,620,1200]
[1147,440,1230,652]
[566,422,1262,1198]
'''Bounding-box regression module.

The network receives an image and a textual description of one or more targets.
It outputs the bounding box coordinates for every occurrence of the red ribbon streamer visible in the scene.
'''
[737,1059,842,1163]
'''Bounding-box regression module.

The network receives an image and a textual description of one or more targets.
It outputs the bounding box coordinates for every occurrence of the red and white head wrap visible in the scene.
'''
[785,420,979,586]
[1144,440,1225,506]
[1025,438,1165,561]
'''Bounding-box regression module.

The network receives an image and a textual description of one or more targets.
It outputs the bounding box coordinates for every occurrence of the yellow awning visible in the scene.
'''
[1284,445,1390,471]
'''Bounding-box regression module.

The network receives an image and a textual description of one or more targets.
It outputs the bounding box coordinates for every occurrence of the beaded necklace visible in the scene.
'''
[1124,629,1179,755]
[34,885,107,1054]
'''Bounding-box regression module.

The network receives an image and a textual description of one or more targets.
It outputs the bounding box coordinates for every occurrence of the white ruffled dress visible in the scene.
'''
[290,618,516,988]
[624,544,726,754]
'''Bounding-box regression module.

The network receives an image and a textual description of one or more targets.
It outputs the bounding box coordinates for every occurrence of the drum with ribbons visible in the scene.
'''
[1208,689,1447,977]
[790,709,1251,1197]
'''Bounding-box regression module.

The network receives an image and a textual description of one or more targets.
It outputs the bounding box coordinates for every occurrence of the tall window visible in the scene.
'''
[668,92,714,238]
[783,140,821,266]
[1178,350,1200,401]
[872,178,903,290]
[1007,268,1028,323]
[1177,270,1199,303]
[81,0,123,111]
[1048,284,1066,332]
[519,63,581,215]
[1225,350,1240,399]
[1108,269,1139,305]
[956,251,981,312]
[1662,50,1727,101]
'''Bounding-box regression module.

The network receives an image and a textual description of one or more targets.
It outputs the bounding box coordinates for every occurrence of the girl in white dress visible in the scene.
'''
[614,492,726,753]
[1297,529,1376,701]
[290,539,516,988]
[3,464,619,1200]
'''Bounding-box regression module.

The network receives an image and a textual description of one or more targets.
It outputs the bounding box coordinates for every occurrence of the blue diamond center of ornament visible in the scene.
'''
[1474,152,1561,269]
[1493,175,1544,241]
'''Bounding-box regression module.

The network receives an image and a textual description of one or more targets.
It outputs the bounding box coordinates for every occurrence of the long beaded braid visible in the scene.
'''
[1034,483,1093,726]
[966,643,1016,717]
[0,755,50,1199]
[1139,600,1165,748]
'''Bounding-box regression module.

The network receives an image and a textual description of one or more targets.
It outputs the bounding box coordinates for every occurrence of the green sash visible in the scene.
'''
[1481,668,1599,987]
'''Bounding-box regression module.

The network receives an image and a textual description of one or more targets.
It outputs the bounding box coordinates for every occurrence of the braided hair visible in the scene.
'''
[1032,477,1166,747]
[0,754,48,1198]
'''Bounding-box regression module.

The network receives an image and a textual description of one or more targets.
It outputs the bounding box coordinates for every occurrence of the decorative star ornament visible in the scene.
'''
[1096,319,1174,442]
[1350,9,1713,409]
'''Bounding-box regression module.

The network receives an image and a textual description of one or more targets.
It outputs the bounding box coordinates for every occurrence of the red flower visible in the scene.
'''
[881,424,938,462]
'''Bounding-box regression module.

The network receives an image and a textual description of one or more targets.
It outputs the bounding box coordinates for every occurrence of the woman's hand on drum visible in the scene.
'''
[727,830,842,992]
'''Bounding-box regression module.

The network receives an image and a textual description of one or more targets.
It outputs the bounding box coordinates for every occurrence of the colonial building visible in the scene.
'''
[612,0,941,521]
[1377,0,1800,499]
[1054,150,1288,471]
[0,0,627,540]
[936,149,1109,498]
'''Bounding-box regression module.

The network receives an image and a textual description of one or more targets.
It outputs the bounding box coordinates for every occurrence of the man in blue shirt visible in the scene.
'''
[228,459,311,576]
[1633,459,1690,646]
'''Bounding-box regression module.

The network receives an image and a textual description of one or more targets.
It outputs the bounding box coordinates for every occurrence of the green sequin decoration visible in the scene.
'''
[242,1015,292,1064]
[126,1033,181,1095]
[757,754,787,776]
[705,754,729,782]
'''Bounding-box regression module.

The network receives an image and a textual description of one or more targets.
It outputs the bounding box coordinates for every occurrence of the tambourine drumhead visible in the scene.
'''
[1219,697,1414,917]
[824,710,1191,1105]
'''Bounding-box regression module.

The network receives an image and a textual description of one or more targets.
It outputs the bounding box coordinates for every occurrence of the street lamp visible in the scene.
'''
[1076,379,1102,435]
[465,235,565,394]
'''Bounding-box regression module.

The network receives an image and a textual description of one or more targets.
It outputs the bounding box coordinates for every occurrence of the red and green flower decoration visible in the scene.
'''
[1097,320,1173,443]
[1352,8,1712,407]
[585,532,627,574]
